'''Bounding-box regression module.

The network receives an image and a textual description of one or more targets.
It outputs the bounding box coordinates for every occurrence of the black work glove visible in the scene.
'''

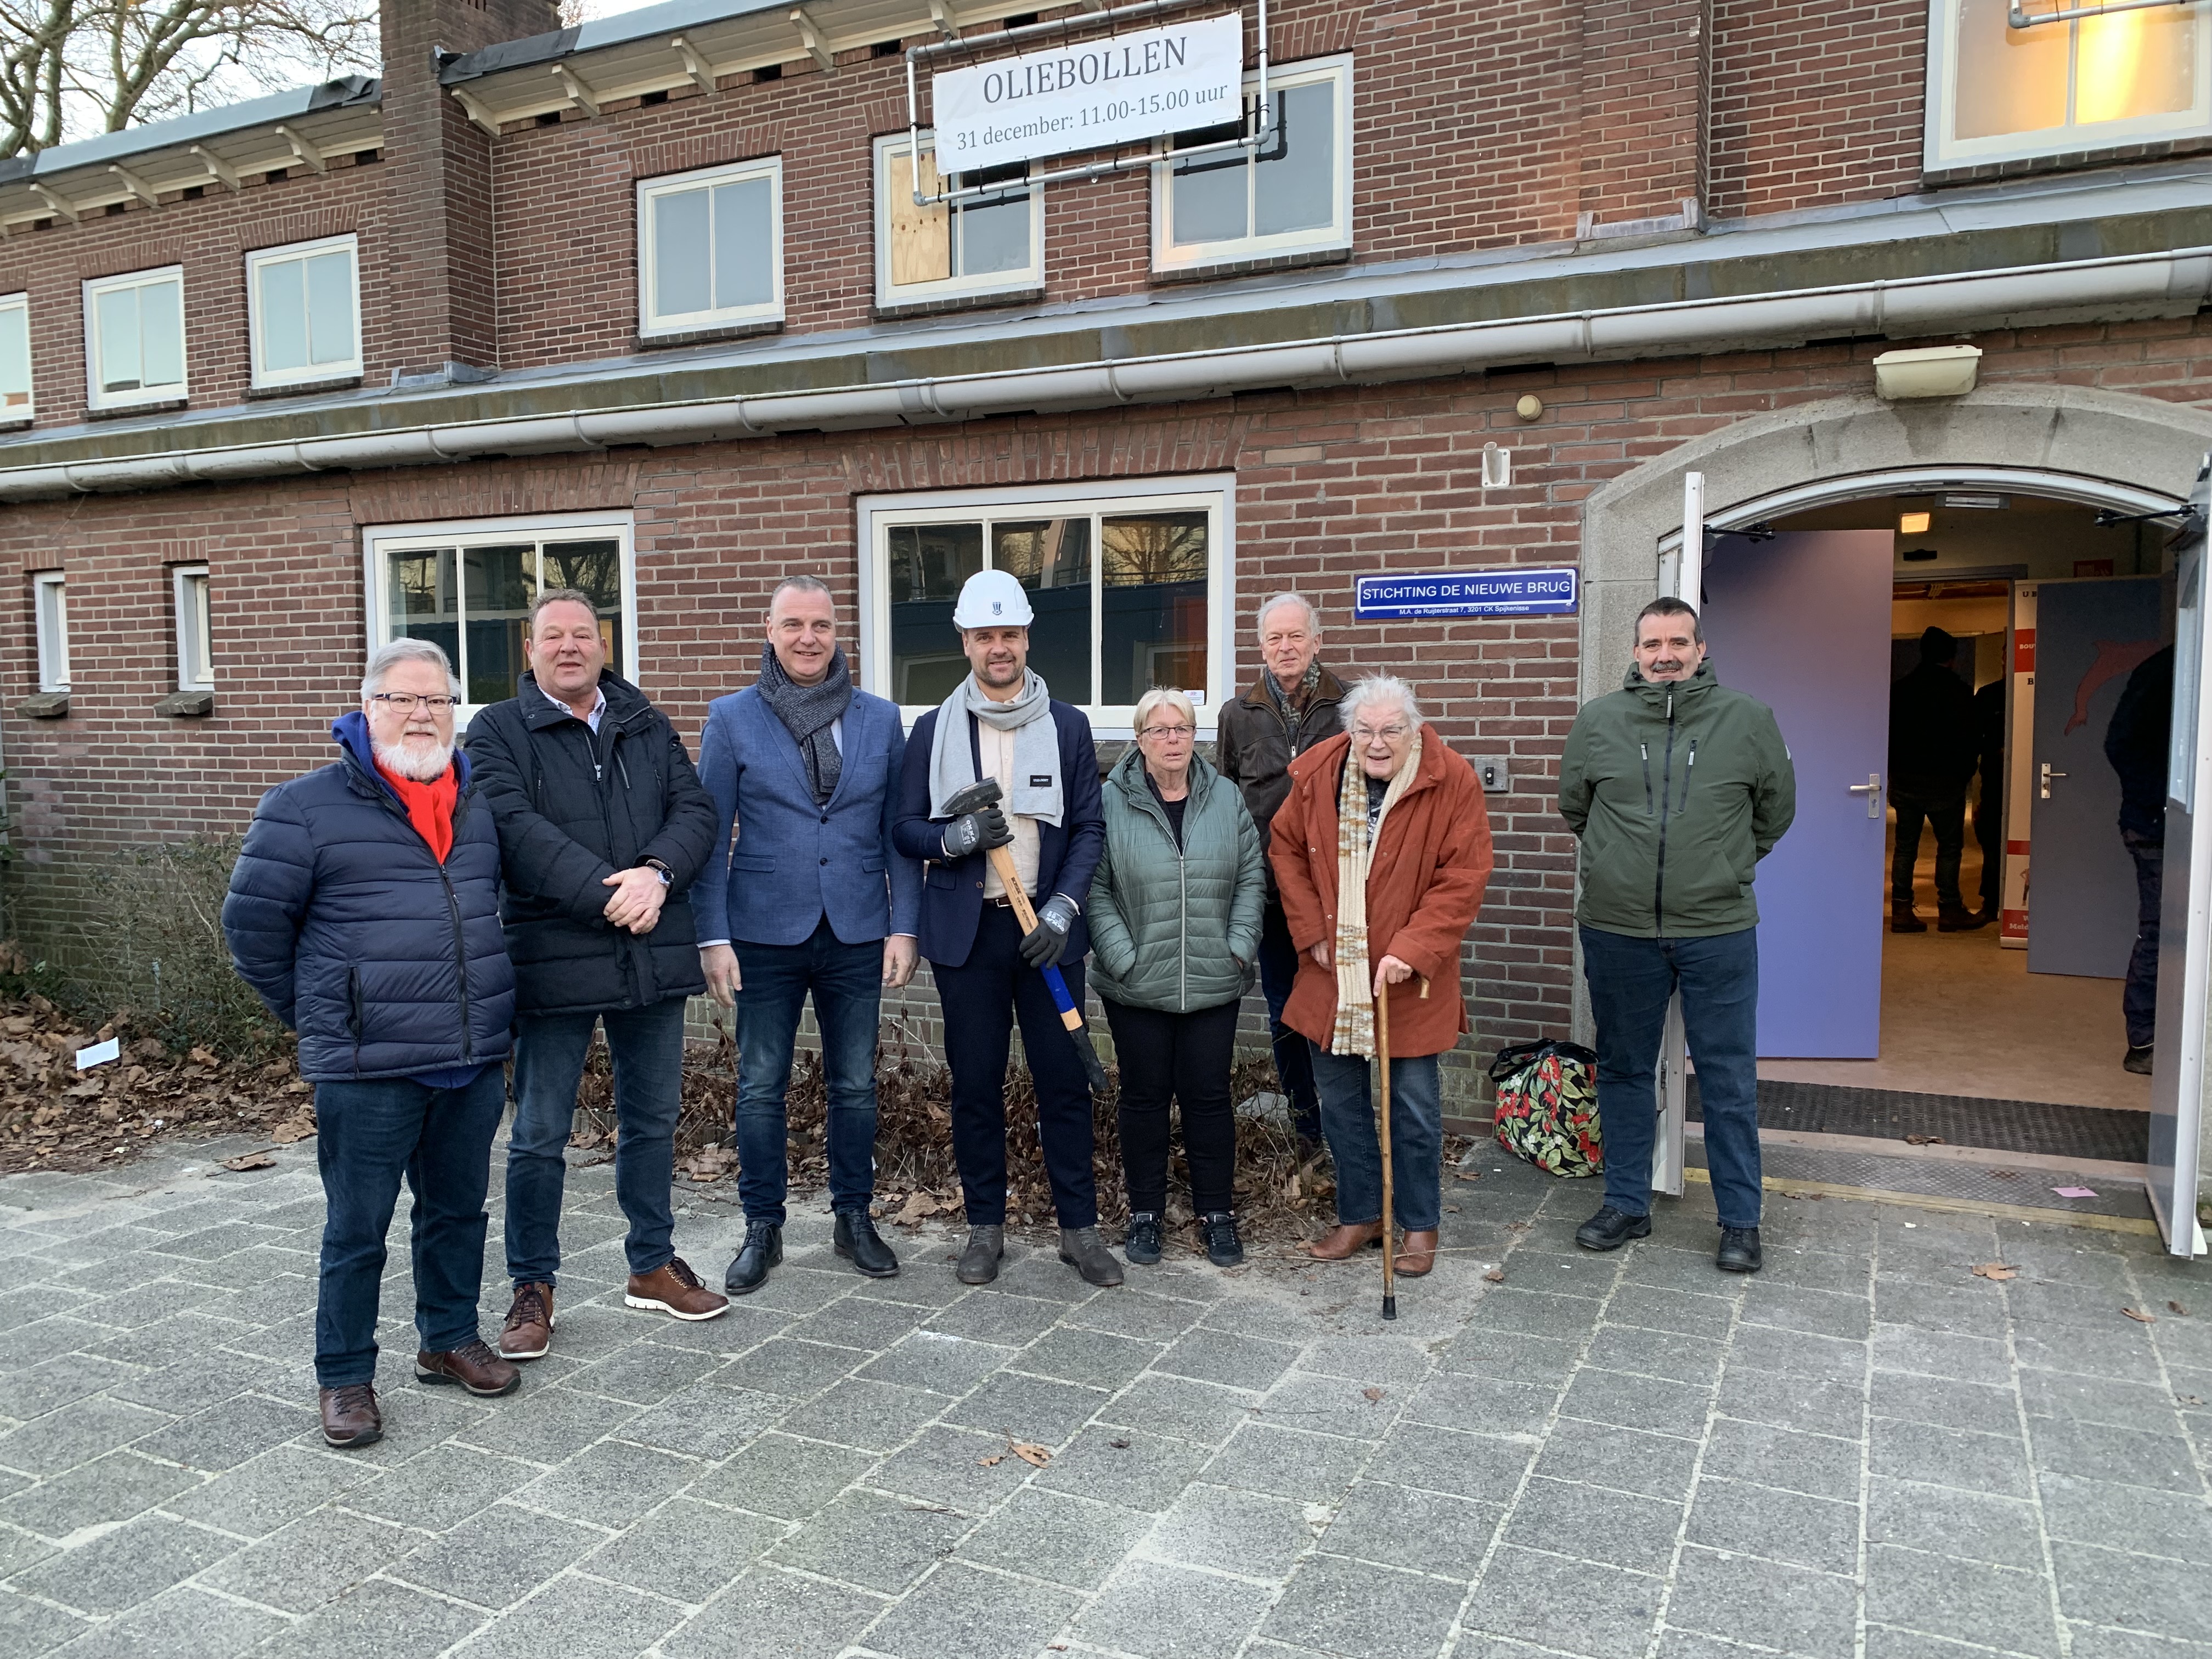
[1019,894,1079,968]
[941,806,1013,859]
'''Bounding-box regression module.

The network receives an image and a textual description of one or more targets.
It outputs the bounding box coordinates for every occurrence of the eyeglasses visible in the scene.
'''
[370,693,460,713]
[1138,725,1193,741]
[1351,724,1408,744]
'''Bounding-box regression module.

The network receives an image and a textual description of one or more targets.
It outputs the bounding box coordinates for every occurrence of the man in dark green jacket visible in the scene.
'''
[1558,596,1795,1273]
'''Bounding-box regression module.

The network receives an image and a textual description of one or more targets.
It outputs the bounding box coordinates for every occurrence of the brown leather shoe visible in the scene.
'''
[500,1282,555,1361]
[625,1256,730,1322]
[1304,1221,1385,1260]
[415,1339,521,1397]
[319,1383,382,1448]
[1395,1229,1439,1277]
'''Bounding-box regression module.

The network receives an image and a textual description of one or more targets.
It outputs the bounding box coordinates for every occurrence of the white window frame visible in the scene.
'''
[872,132,1044,309]
[0,292,31,422]
[173,566,213,692]
[858,475,1236,738]
[32,573,67,693]
[361,511,639,727]
[1925,0,2212,169]
[1152,55,1353,273]
[82,264,188,411]
[245,234,363,390]
[635,157,786,338]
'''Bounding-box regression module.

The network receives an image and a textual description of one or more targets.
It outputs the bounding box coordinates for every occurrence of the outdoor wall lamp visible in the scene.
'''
[1874,345,1982,400]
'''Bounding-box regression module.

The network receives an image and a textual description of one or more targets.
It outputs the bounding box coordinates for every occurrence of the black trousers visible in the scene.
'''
[1975,769,2003,911]
[932,905,1097,1228]
[2123,832,2163,1048]
[1892,786,1968,911]
[1101,997,1240,1215]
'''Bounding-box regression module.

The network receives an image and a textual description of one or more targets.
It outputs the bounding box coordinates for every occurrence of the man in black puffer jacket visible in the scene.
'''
[224,640,521,1452]
[466,589,726,1357]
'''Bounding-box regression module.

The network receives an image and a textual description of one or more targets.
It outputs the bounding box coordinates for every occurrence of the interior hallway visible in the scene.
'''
[1757,808,2154,1113]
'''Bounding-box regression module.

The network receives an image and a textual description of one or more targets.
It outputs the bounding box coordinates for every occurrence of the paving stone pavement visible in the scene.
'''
[2,1132,2209,1659]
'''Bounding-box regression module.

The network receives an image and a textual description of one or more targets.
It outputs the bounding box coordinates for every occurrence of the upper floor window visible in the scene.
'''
[247,235,362,388]
[637,158,783,337]
[84,266,186,411]
[873,134,1042,308]
[1154,58,1352,272]
[859,477,1233,733]
[1929,0,2210,168]
[0,294,29,422]
[365,513,636,721]
[33,573,67,692]
[174,567,213,692]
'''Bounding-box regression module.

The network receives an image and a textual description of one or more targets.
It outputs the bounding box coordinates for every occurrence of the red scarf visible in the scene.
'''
[378,761,458,864]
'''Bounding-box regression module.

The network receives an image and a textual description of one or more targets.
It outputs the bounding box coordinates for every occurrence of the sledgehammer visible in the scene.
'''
[940,777,1111,1095]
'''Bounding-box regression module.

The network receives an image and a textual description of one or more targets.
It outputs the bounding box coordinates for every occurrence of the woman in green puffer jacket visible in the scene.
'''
[1089,688,1266,1269]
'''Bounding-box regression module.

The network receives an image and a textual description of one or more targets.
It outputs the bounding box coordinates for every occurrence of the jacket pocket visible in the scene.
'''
[728,854,777,874]
[925,864,959,890]
[862,857,886,875]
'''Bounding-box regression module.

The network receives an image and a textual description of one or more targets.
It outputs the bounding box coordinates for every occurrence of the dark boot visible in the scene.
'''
[1716,1226,1763,1273]
[2124,1044,2155,1075]
[1199,1211,1243,1268]
[834,1211,900,1278]
[1059,1226,1124,1288]
[724,1223,783,1295]
[1891,900,1927,934]
[957,1224,1005,1285]
[1937,905,1988,932]
[1124,1212,1163,1266]
[1575,1206,1652,1251]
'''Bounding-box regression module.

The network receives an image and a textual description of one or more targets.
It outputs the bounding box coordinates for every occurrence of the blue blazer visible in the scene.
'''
[696,687,921,947]
[892,700,1105,969]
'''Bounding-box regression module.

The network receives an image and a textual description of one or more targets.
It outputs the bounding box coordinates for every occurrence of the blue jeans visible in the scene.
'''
[1307,1041,1442,1232]
[1579,926,1763,1229]
[1259,899,1322,1141]
[313,1068,505,1387]
[735,919,885,1224]
[2123,832,2162,1047]
[506,995,687,1286]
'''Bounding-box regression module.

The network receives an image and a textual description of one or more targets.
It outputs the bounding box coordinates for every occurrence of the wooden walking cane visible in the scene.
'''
[1376,988,1396,1322]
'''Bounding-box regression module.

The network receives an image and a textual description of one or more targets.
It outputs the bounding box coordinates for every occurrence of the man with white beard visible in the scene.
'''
[224,639,521,1451]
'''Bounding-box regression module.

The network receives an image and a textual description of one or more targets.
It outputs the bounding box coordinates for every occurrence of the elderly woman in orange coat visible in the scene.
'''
[1269,674,1493,1276]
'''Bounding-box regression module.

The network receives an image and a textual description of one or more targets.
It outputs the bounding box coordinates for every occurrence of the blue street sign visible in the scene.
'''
[1352,567,1579,620]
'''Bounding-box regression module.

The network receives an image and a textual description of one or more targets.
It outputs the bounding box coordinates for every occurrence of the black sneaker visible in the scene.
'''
[1575,1206,1652,1251]
[2123,1044,2155,1076]
[1199,1211,1244,1268]
[1716,1226,1763,1273]
[1124,1212,1163,1266]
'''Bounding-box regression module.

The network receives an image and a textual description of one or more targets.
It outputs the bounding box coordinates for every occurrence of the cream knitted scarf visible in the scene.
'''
[1328,732,1421,1057]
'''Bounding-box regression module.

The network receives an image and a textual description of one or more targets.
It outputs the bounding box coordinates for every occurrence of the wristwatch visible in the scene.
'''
[640,857,674,887]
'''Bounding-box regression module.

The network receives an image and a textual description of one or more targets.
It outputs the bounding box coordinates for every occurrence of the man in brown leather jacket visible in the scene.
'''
[1215,592,1346,1148]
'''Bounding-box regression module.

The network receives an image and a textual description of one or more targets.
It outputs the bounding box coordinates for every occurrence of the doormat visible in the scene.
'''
[1685,1077,2149,1164]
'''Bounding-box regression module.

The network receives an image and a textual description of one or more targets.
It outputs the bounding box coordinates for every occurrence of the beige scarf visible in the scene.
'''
[1328,733,1422,1057]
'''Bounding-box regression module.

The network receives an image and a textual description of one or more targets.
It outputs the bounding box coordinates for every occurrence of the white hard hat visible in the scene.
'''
[952,568,1034,629]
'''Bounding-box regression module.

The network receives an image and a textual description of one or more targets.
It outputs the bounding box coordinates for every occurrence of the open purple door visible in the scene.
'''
[1702,531,1894,1058]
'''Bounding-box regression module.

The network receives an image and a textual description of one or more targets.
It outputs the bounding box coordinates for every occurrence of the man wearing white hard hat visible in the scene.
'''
[893,568,1118,1288]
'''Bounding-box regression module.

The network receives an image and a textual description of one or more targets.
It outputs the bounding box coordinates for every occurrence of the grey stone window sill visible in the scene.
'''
[86,397,188,421]
[155,690,214,716]
[245,376,364,400]
[16,691,69,718]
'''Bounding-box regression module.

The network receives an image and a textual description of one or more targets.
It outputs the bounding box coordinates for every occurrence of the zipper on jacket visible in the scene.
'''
[1680,741,1699,816]
[1639,744,1654,817]
[1653,689,1677,932]
[347,967,364,1044]
[358,764,475,1064]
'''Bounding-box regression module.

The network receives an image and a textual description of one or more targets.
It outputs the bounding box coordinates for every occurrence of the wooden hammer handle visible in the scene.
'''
[984,844,1043,934]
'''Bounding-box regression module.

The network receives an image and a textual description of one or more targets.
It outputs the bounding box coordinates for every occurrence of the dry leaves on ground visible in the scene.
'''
[2121,1306,2158,1323]
[2169,1301,2189,1316]
[1008,1441,1051,1468]
[1483,1267,1506,1283]
[1971,1262,2018,1281]
[1904,1133,1945,1146]
[1362,1387,1386,1402]
[219,1152,275,1172]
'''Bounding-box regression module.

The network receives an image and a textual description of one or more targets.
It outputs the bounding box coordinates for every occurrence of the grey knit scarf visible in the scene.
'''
[756,642,852,805]
[1264,658,1323,744]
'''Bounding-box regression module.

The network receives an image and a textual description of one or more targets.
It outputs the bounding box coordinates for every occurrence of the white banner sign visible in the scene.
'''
[932,12,1244,174]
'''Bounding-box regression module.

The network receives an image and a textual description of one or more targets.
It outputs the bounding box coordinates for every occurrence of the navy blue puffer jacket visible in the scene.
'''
[223,713,517,1081]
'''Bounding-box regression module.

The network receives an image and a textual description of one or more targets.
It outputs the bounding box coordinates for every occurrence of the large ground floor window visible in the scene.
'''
[361,512,636,721]
[857,477,1235,734]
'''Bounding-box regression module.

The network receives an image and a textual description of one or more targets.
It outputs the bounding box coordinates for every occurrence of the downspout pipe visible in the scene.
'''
[3,245,2208,502]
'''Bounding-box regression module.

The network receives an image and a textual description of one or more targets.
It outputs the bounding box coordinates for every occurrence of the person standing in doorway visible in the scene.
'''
[1088,688,1266,1269]
[1559,597,1795,1274]
[469,590,729,1361]
[1973,676,2006,925]
[2106,644,2173,1075]
[892,569,1116,1289]
[1216,592,1344,1152]
[223,641,520,1448]
[696,576,921,1294]
[1888,627,1985,933]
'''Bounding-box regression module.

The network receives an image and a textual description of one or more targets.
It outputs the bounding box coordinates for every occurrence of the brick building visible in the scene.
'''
[1,0,2207,1244]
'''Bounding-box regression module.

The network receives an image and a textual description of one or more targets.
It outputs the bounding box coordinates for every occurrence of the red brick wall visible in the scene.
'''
[10,315,2209,1076]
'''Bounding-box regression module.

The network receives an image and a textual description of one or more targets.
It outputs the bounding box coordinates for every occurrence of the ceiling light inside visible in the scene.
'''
[1899,511,1932,534]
